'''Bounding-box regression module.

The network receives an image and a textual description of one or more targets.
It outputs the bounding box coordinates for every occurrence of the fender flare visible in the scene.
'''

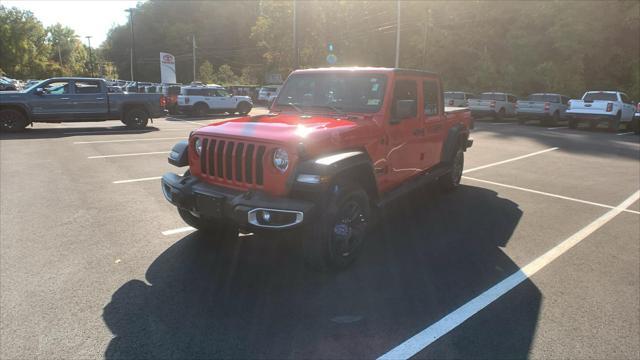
[440,124,470,163]
[168,140,189,167]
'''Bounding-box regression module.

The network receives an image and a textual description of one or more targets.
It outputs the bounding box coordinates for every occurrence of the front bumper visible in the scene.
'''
[161,172,315,230]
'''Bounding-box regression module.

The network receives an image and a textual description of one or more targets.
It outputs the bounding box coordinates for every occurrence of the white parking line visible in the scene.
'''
[88,151,168,159]
[161,226,196,236]
[112,176,162,184]
[74,137,185,144]
[463,176,640,215]
[489,122,516,125]
[617,132,634,136]
[463,147,559,174]
[378,189,640,360]
[547,126,568,130]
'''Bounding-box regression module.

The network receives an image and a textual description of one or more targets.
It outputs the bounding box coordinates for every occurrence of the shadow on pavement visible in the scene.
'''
[0,125,167,140]
[103,184,540,359]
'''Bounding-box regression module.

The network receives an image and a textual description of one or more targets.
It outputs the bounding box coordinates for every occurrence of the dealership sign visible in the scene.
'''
[160,52,176,84]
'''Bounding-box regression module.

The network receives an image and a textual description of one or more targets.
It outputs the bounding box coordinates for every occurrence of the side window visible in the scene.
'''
[43,81,71,95]
[507,95,517,103]
[423,79,440,116]
[391,80,417,118]
[620,93,631,104]
[74,80,101,94]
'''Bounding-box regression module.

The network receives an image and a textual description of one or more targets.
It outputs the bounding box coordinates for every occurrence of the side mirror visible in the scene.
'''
[35,88,45,96]
[392,99,416,123]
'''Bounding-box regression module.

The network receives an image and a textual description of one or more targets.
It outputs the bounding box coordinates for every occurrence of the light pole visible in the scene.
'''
[125,8,136,81]
[395,0,400,68]
[85,36,94,77]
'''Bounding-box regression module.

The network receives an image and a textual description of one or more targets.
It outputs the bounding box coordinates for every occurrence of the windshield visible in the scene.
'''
[275,73,387,113]
[480,93,506,101]
[583,92,617,101]
[22,79,47,92]
[527,94,560,102]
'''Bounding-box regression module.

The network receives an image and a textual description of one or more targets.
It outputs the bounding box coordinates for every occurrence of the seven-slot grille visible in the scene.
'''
[198,137,267,186]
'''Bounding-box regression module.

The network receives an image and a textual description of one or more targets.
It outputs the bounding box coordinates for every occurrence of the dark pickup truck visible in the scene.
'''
[0,77,166,132]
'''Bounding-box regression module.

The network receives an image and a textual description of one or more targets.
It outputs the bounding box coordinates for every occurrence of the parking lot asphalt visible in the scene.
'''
[1,114,639,359]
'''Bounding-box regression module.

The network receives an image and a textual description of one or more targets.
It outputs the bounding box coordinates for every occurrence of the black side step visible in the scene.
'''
[376,163,451,208]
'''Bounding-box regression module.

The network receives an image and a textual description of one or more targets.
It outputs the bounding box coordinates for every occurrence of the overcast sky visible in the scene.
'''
[3,0,145,46]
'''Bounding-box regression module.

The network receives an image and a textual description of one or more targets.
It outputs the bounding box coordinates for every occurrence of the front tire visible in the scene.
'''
[192,103,209,117]
[236,102,252,115]
[439,147,464,192]
[123,107,149,129]
[0,109,28,132]
[303,182,370,271]
[495,108,506,121]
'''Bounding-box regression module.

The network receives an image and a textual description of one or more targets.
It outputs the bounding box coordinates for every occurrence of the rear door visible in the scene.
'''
[620,93,635,121]
[422,78,445,169]
[69,80,109,120]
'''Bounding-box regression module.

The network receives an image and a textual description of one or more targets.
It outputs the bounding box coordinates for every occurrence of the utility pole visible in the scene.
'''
[57,43,63,66]
[395,0,401,68]
[292,0,299,69]
[422,8,430,69]
[125,8,136,81]
[192,35,197,82]
[85,36,94,77]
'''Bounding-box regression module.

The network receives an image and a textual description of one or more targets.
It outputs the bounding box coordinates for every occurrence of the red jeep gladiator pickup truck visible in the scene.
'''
[161,67,473,270]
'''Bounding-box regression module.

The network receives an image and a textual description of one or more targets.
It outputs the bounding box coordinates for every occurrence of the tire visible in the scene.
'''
[303,182,370,271]
[589,120,598,130]
[549,111,560,127]
[632,117,640,135]
[236,102,252,115]
[123,107,149,129]
[168,105,178,115]
[438,147,464,192]
[0,109,28,132]
[608,112,621,133]
[192,103,208,117]
[568,118,578,129]
[495,108,505,121]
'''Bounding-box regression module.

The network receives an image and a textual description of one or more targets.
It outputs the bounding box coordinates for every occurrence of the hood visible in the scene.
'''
[194,112,375,150]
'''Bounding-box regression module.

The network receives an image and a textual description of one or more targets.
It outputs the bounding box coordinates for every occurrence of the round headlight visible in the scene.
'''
[194,137,202,157]
[273,148,289,173]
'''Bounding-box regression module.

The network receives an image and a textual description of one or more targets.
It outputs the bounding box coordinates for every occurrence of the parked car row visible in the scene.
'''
[445,90,639,133]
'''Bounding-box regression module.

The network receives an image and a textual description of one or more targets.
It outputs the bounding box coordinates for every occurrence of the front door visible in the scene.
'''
[422,78,446,169]
[385,78,426,185]
[30,80,73,120]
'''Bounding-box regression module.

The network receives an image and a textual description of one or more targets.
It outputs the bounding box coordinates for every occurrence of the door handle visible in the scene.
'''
[96,97,105,100]
[60,97,70,100]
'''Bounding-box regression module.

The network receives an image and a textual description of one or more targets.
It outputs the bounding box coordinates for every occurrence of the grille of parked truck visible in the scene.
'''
[161,67,474,270]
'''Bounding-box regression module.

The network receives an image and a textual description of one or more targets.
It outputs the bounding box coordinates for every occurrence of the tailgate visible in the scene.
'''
[517,101,545,112]
[467,99,493,110]
[569,100,608,112]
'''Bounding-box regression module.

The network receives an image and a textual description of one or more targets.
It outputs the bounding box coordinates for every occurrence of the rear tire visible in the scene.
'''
[303,182,370,271]
[548,111,559,127]
[123,107,149,129]
[192,103,208,117]
[608,112,621,133]
[0,109,28,132]
[632,117,640,135]
[438,147,464,192]
[568,118,578,129]
[495,108,505,121]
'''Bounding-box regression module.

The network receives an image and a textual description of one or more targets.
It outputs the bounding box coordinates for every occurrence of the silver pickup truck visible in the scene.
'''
[0,77,166,132]
[468,92,518,121]
[516,93,570,126]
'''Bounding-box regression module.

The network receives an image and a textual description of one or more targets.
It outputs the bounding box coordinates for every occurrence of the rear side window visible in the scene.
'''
[392,80,417,118]
[74,80,101,94]
[423,80,440,116]
[583,92,617,101]
[620,93,631,104]
[561,96,570,105]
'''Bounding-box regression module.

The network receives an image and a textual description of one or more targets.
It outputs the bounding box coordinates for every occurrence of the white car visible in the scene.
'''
[177,85,253,116]
[444,91,475,107]
[468,92,518,120]
[258,85,281,104]
[566,91,636,131]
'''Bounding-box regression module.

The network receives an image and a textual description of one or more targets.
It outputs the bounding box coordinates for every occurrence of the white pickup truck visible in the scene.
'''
[566,91,636,132]
[468,92,518,121]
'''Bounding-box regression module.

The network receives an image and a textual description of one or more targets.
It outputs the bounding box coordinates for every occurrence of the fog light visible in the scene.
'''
[261,210,271,223]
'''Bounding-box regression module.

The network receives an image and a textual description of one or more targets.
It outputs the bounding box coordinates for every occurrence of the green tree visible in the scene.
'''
[212,64,238,85]
[198,60,214,83]
[0,6,51,78]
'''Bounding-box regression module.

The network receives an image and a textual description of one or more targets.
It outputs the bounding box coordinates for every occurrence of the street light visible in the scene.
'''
[125,8,136,81]
[85,36,94,77]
